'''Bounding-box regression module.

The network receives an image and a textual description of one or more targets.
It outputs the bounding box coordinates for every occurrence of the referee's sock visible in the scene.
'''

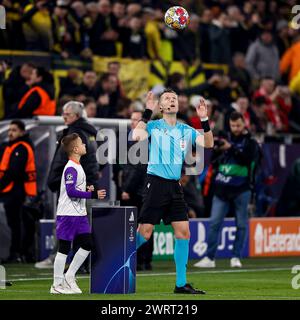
[136,231,147,249]
[174,238,189,287]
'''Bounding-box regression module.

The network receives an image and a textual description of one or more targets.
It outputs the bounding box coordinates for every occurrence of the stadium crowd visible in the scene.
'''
[1,0,300,132]
[1,0,300,264]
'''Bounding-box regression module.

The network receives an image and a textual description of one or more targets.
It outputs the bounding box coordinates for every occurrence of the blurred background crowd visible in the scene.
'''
[0,0,300,133]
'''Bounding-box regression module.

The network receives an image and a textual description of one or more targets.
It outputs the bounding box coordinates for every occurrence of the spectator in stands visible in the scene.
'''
[251,96,270,133]
[0,120,37,263]
[78,70,101,100]
[173,14,201,65]
[59,68,82,97]
[0,0,24,50]
[112,0,127,29]
[2,62,34,119]
[112,1,126,21]
[202,74,233,110]
[71,1,94,55]
[199,8,212,62]
[97,72,120,118]
[177,94,190,124]
[246,30,280,82]
[229,52,252,97]
[194,112,260,269]
[122,15,147,60]
[253,77,282,131]
[280,34,300,83]
[167,72,186,92]
[208,13,231,64]
[107,61,125,97]
[83,97,97,118]
[126,3,142,18]
[86,2,99,25]
[142,7,162,60]
[22,0,53,51]
[226,5,250,55]
[71,1,87,20]
[89,0,119,56]
[226,96,252,131]
[52,0,82,58]
[275,20,291,58]
[115,97,132,119]
[271,85,292,132]
[11,67,56,118]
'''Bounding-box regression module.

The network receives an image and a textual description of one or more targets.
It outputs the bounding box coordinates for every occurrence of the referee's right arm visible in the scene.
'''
[132,91,157,141]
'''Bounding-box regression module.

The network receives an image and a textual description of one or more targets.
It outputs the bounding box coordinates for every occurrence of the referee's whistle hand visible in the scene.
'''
[97,189,106,199]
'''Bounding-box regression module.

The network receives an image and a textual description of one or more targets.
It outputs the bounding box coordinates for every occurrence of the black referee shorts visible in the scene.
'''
[139,174,189,225]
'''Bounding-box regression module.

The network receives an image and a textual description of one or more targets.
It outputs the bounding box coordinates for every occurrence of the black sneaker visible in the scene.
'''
[174,283,206,294]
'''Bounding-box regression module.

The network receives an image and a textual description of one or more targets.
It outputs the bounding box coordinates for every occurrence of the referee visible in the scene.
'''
[133,89,214,294]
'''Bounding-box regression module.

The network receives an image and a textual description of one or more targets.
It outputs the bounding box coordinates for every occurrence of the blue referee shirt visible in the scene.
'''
[146,119,201,180]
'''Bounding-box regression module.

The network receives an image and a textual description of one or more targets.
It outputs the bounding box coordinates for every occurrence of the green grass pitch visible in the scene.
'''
[0,257,300,300]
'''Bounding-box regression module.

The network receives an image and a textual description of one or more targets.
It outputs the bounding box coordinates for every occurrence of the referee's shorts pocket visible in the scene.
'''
[142,178,164,207]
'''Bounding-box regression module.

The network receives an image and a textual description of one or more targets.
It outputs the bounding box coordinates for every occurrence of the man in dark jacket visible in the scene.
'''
[194,111,260,268]
[0,120,37,262]
[89,0,119,56]
[47,101,99,192]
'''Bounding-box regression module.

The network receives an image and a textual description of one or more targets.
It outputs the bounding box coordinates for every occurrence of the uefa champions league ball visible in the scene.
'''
[164,6,190,30]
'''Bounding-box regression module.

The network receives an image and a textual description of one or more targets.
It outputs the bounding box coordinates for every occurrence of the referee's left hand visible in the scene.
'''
[196,98,208,119]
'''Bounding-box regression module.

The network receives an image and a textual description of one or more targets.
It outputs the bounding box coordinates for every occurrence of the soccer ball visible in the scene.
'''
[164,6,190,30]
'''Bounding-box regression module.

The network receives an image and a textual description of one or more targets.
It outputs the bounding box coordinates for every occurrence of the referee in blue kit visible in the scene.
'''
[133,89,214,294]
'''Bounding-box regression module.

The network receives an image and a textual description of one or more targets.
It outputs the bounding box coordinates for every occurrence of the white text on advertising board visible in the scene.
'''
[254,223,300,254]
[153,232,174,256]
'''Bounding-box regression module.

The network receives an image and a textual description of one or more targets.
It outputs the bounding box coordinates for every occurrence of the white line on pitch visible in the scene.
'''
[5,267,291,282]
[137,267,291,277]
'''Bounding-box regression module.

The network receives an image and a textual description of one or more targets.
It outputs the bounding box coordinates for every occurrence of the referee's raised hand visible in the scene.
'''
[146,91,158,111]
[195,97,214,148]
[196,97,208,120]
